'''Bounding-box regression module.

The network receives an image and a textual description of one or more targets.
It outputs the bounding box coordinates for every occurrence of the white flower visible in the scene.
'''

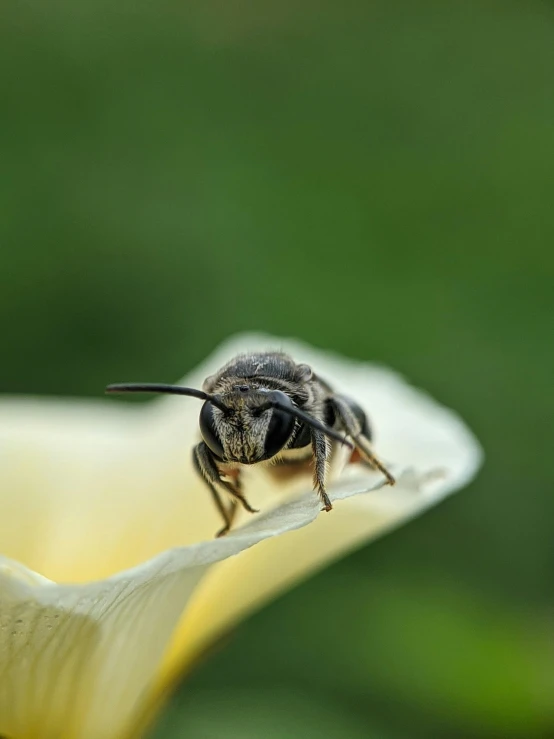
[0,334,482,739]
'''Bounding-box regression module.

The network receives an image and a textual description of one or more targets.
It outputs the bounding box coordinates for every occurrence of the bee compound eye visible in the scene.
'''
[199,401,225,459]
[263,397,296,460]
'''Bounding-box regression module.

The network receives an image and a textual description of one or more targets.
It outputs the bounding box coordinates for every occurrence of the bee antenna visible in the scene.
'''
[105,383,228,412]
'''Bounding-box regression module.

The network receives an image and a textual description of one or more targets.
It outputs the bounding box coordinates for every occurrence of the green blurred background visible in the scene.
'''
[1,0,553,737]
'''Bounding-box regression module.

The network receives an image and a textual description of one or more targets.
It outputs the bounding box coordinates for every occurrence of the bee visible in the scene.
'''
[106,351,395,537]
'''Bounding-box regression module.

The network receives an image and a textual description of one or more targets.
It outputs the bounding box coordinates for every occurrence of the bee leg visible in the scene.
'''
[221,469,259,514]
[214,500,238,538]
[193,441,240,537]
[229,489,259,515]
[329,395,396,486]
[311,429,333,512]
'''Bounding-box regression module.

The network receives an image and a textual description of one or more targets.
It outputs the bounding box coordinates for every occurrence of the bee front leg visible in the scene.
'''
[193,441,239,537]
[219,466,259,515]
[328,395,395,486]
[311,429,333,512]
[192,442,258,537]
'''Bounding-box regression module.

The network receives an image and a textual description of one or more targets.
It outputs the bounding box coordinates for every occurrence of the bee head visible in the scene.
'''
[199,388,297,464]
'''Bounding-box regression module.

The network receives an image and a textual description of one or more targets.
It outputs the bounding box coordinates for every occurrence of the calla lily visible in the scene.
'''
[0,334,482,739]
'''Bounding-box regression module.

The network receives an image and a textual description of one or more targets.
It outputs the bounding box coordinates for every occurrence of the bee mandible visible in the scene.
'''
[106,351,395,537]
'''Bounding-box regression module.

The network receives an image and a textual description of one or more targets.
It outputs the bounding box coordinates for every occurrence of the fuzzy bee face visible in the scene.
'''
[199,388,297,464]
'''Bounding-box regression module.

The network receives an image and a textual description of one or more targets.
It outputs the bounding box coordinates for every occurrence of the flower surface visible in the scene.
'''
[0,334,482,739]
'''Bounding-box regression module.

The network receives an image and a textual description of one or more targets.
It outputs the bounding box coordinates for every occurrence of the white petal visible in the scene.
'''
[0,475,387,739]
[0,332,482,730]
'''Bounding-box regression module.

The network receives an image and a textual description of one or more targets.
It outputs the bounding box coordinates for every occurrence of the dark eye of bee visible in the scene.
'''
[261,391,297,460]
[199,401,225,459]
